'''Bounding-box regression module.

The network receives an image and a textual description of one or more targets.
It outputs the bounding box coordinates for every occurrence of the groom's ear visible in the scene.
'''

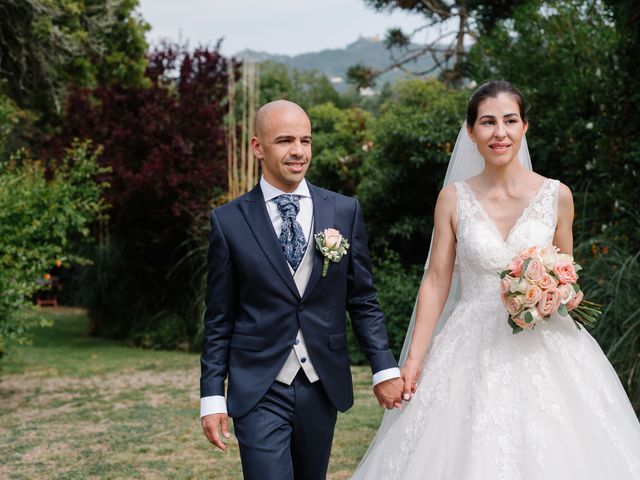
[251,136,263,160]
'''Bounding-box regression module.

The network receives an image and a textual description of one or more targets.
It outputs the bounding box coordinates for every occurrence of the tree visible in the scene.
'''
[306,102,372,196]
[52,43,232,345]
[357,79,467,264]
[0,0,148,117]
[0,141,107,360]
[348,0,526,87]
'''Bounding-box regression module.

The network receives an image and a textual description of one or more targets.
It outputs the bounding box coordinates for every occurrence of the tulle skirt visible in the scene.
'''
[351,302,640,480]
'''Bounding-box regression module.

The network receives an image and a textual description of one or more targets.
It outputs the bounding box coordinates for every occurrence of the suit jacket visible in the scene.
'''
[200,182,397,418]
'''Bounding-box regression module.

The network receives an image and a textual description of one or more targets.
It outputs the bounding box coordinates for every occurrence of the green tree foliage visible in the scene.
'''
[0,140,108,360]
[307,102,372,196]
[351,0,527,87]
[258,61,343,110]
[357,79,467,264]
[0,0,148,117]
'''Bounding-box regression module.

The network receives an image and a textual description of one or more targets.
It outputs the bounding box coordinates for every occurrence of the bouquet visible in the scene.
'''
[499,245,601,334]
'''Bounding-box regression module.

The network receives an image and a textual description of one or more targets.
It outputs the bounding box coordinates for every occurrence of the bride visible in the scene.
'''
[352,80,640,479]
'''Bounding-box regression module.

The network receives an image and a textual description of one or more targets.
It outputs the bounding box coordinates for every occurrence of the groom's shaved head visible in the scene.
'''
[254,100,309,138]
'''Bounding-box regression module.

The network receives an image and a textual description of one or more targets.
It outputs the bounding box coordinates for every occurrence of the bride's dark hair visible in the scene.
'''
[466,80,528,126]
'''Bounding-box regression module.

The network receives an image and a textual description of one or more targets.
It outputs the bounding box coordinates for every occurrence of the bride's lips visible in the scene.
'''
[489,142,511,153]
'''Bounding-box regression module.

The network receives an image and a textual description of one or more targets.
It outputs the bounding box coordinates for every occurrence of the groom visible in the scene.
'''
[200,100,403,479]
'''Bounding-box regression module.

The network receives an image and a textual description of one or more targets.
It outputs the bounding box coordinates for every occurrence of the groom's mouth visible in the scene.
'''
[285,161,307,173]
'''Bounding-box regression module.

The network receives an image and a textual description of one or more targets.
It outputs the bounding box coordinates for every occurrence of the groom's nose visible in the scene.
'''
[289,140,305,157]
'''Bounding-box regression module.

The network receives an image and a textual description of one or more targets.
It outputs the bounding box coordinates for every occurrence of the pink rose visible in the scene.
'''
[524,258,544,282]
[537,287,561,317]
[323,228,342,248]
[554,261,578,284]
[524,285,543,305]
[538,274,558,289]
[566,290,584,311]
[513,309,541,330]
[508,257,524,277]
[506,295,524,316]
[500,277,512,294]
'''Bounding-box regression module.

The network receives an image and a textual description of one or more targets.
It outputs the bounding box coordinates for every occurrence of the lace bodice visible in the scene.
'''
[454,178,560,306]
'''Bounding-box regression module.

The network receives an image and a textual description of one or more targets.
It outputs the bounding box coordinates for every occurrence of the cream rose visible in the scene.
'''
[537,287,561,316]
[558,284,576,304]
[554,261,578,284]
[522,246,540,258]
[524,285,543,305]
[538,273,558,289]
[524,258,544,283]
[566,290,584,311]
[509,277,528,294]
[323,228,342,248]
[557,253,575,263]
[540,245,559,270]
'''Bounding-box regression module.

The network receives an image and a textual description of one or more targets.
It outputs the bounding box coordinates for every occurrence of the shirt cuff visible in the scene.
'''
[372,367,401,386]
[200,395,227,417]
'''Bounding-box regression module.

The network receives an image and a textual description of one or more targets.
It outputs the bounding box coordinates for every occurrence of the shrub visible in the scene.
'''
[0,140,107,360]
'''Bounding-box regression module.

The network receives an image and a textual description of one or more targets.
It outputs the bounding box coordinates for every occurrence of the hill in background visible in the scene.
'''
[235,36,439,91]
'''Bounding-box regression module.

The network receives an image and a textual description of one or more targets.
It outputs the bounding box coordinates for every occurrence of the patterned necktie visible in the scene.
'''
[273,194,307,270]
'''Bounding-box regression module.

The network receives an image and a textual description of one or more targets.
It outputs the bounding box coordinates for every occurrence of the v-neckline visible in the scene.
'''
[463,178,549,245]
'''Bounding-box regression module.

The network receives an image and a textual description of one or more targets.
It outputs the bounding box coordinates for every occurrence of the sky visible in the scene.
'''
[137,0,429,56]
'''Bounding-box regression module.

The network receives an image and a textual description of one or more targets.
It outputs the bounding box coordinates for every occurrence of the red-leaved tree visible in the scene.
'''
[53,42,234,345]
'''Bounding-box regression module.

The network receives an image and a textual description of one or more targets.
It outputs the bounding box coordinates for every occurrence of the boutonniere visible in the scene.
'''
[314,228,350,277]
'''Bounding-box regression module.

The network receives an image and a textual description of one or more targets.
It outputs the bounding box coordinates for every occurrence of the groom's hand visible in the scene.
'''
[201,413,231,451]
[374,377,404,409]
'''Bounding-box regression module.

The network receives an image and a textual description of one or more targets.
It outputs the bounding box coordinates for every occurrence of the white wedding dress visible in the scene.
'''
[352,178,640,480]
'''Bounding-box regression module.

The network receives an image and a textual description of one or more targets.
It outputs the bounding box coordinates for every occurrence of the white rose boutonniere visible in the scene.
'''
[314,228,350,277]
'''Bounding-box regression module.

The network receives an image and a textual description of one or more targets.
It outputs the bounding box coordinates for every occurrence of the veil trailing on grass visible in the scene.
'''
[355,122,533,469]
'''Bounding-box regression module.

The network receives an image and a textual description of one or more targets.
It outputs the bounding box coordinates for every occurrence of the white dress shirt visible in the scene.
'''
[200,177,400,417]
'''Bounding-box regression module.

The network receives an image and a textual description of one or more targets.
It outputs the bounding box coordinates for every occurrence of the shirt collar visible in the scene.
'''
[260,176,311,202]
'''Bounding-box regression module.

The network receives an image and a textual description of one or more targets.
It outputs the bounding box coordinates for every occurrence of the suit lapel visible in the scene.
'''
[302,183,334,301]
[239,185,300,299]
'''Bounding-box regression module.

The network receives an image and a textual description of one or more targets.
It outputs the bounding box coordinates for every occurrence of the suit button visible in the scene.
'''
[298,305,304,312]
[294,338,300,345]
[300,357,307,363]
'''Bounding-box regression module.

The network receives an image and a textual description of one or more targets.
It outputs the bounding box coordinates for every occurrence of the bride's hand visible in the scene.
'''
[401,358,423,401]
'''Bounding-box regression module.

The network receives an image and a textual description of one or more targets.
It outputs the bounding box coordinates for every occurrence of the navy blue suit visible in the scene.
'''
[200,182,397,478]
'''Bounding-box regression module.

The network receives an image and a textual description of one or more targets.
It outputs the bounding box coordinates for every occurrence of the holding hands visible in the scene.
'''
[400,358,423,402]
[374,377,405,409]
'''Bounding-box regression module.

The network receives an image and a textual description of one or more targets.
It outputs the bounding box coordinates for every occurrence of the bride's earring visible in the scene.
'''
[472,142,477,152]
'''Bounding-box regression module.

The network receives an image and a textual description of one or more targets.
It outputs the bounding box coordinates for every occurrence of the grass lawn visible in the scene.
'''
[0,308,384,479]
